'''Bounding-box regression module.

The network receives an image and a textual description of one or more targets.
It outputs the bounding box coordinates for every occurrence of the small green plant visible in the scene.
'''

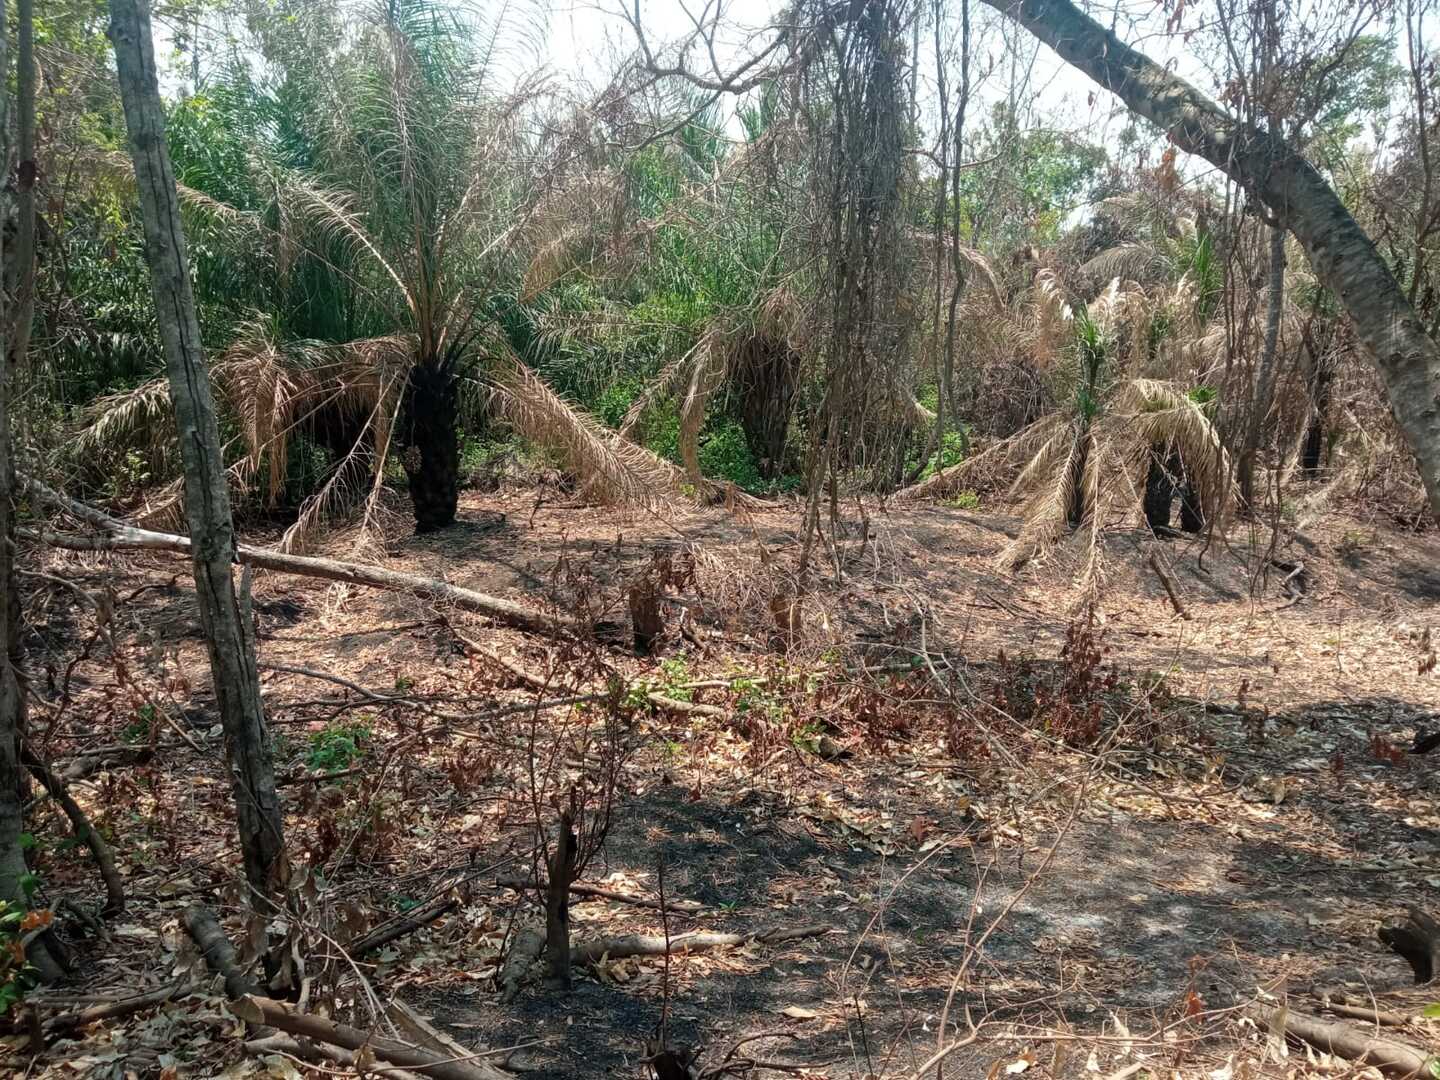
[916,429,969,481]
[698,420,763,492]
[791,719,825,753]
[945,490,981,510]
[124,704,157,743]
[0,894,47,1016]
[305,720,370,774]
[393,674,414,692]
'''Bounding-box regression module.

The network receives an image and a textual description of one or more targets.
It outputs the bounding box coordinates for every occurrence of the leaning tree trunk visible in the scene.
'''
[108,0,286,908]
[1239,225,1287,508]
[401,360,459,533]
[983,0,1440,522]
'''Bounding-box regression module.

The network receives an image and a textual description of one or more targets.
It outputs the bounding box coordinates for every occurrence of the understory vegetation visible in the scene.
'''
[3,0,1440,1076]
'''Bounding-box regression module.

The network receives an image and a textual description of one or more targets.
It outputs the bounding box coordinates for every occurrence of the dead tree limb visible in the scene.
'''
[42,979,193,1037]
[347,895,460,960]
[230,995,512,1080]
[182,905,259,999]
[21,478,583,638]
[21,747,124,915]
[1147,553,1191,621]
[1263,1006,1437,1077]
[497,874,705,913]
[498,928,544,1004]
[570,924,831,965]
[244,1035,428,1080]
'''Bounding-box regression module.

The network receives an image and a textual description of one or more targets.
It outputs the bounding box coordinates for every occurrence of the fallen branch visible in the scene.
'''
[22,478,580,638]
[497,874,705,914]
[1264,1005,1438,1077]
[498,928,544,1004]
[570,924,830,965]
[182,905,260,999]
[41,979,193,1037]
[347,895,460,960]
[1322,999,1415,1029]
[244,1035,427,1080]
[57,745,154,782]
[22,747,125,915]
[1147,552,1191,621]
[230,995,511,1080]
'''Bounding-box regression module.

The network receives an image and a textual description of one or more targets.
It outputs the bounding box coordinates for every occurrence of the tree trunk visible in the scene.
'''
[1301,334,1333,477]
[0,0,63,984]
[1143,452,1177,530]
[108,0,286,908]
[402,360,459,533]
[1239,225,1287,507]
[736,339,798,480]
[982,0,1440,522]
[543,808,577,992]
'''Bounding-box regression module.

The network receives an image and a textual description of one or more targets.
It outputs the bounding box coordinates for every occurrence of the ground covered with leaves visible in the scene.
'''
[6,490,1439,1078]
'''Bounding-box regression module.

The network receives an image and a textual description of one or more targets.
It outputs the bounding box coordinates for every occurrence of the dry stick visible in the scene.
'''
[21,747,125,915]
[42,979,193,1036]
[347,895,460,961]
[1263,1006,1438,1077]
[496,873,706,914]
[1323,1001,1415,1028]
[231,995,511,1080]
[243,1034,428,1080]
[1147,552,1192,620]
[570,923,830,966]
[21,479,580,638]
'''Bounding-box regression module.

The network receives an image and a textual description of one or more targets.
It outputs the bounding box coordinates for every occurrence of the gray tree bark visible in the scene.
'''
[107,0,286,907]
[1239,225,1287,507]
[982,0,1440,521]
[0,0,63,981]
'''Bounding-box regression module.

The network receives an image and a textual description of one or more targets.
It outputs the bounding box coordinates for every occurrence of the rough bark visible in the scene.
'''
[0,0,62,985]
[982,0,1440,521]
[402,361,460,533]
[1240,226,1288,507]
[1261,1005,1438,1077]
[543,808,577,991]
[8,0,37,370]
[107,0,286,907]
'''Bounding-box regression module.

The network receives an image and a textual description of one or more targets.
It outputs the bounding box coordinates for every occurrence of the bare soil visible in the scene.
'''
[11,490,1440,1078]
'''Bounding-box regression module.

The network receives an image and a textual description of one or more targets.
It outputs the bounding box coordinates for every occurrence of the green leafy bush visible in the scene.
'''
[306,720,371,774]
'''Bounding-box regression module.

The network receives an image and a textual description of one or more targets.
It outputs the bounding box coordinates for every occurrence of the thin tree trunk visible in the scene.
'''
[1240,225,1287,507]
[543,807,577,991]
[0,0,62,985]
[107,0,286,908]
[982,0,1440,521]
[9,0,37,370]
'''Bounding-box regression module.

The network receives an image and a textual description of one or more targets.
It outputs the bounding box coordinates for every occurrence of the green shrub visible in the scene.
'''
[699,420,763,492]
[917,429,968,481]
[306,720,370,774]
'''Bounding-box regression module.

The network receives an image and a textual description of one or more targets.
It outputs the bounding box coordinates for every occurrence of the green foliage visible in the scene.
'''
[945,490,981,510]
[305,720,371,774]
[0,900,45,1016]
[916,430,968,481]
[698,420,764,492]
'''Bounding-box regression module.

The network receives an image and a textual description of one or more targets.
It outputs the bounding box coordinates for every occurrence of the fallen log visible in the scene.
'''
[182,905,260,999]
[497,874,705,913]
[1264,1006,1438,1077]
[22,479,580,638]
[1147,552,1191,620]
[498,928,545,1004]
[570,923,830,965]
[230,995,511,1080]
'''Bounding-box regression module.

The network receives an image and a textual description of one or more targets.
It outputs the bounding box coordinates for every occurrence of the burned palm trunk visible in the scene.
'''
[543,807,578,991]
[736,339,799,480]
[109,0,286,909]
[401,360,460,533]
[1301,345,1333,477]
[1143,452,1178,530]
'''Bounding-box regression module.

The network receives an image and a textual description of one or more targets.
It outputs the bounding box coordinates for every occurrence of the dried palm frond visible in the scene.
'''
[1116,378,1233,526]
[1001,423,1086,570]
[492,350,676,506]
[78,379,177,470]
[1081,243,1169,285]
[618,343,705,443]
[678,327,733,484]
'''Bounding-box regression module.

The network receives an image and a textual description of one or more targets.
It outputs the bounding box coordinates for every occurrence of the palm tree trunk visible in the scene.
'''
[1143,452,1177,530]
[108,0,286,909]
[1239,225,1287,508]
[982,0,1440,522]
[401,361,459,532]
